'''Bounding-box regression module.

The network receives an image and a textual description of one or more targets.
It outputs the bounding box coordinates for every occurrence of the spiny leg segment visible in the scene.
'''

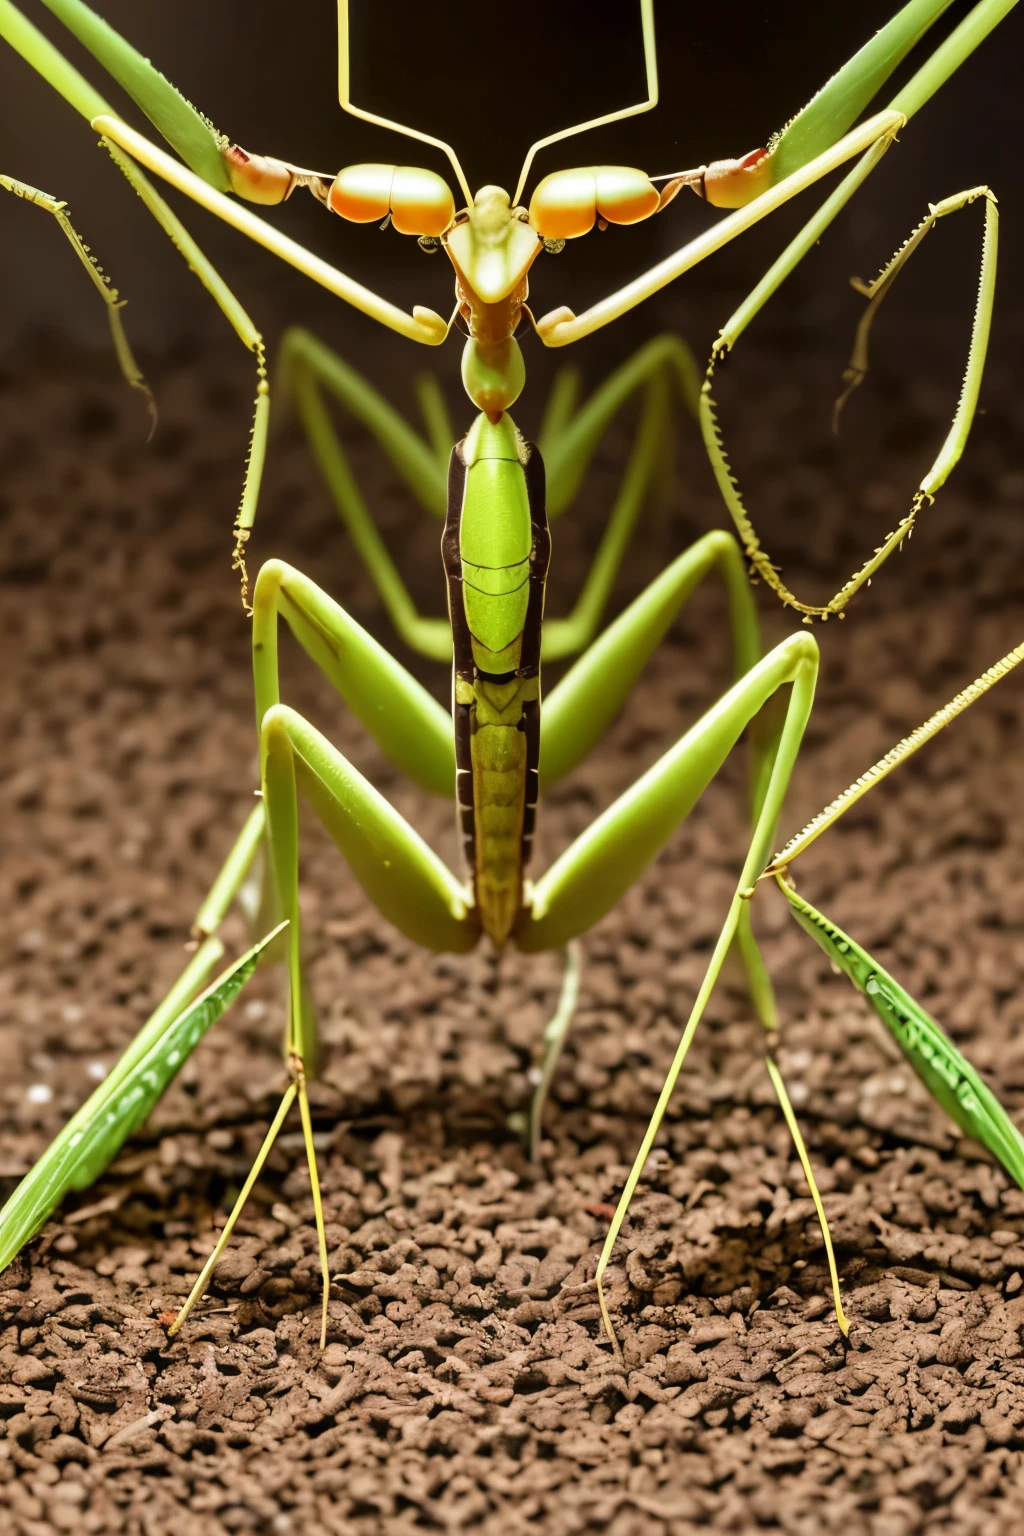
[533,0,1014,347]
[1,172,153,422]
[96,136,270,613]
[702,182,998,622]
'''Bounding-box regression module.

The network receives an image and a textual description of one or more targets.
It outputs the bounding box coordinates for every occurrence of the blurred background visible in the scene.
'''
[1,0,1021,400]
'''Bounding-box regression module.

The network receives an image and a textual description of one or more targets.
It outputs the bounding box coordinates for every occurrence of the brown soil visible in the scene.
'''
[1,335,1024,1534]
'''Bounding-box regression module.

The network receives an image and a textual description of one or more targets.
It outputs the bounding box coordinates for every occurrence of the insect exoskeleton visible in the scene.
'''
[444,186,543,419]
[223,145,300,205]
[695,148,772,209]
[460,338,527,421]
[327,163,456,235]
[527,165,661,239]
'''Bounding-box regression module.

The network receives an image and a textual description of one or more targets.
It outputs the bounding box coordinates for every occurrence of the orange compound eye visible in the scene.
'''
[390,167,456,235]
[327,164,455,236]
[529,166,660,240]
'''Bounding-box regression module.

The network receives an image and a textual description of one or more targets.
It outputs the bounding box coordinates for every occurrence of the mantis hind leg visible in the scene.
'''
[514,632,822,1339]
[248,705,476,1341]
[219,562,477,1342]
[542,527,777,1029]
[174,628,472,1342]
[175,558,466,1338]
[524,527,780,1151]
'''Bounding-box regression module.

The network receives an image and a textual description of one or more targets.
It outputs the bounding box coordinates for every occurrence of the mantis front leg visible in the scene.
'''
[534,0,1014,348]
[0,0,446,611]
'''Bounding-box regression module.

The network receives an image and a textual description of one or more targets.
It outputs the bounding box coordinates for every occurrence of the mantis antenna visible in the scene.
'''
[337,0,473,207]
[512,0,659,207]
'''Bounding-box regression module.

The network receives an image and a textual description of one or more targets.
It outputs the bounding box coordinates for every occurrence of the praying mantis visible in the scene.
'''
[0,0,1018,1351]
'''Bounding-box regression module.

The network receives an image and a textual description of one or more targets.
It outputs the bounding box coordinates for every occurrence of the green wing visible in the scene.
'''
[782,881,1024,1187]
[0,924,285,1272]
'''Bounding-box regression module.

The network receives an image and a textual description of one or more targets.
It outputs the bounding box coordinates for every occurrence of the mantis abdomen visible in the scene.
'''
[443,414,550,946]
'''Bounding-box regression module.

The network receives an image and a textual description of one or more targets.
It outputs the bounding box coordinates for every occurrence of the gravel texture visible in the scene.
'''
[1,331,1024,1534]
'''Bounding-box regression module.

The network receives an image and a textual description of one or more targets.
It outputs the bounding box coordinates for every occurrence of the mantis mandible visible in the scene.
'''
[0,0,1016,1347]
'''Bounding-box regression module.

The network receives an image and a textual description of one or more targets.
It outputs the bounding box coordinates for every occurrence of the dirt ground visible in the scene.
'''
[2,329,1024,1535]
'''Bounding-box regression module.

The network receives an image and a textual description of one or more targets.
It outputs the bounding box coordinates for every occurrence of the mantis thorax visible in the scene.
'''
[444,186,542,421]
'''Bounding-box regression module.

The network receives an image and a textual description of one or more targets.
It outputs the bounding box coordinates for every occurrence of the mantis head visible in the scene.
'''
[225,0,769,418]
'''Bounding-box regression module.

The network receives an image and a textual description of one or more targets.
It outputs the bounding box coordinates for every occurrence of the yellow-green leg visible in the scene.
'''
[541,333,700,516]
[540,334,701,662]
[252,558,454,796]
[522,633,818,952]
[277,327,454,660]
[542,527,778,1028]
[1,171,153,422]
[702,167,998,621]
[521,633,821,1338]
[172,565,470,1339]
[764,1049,849,1337]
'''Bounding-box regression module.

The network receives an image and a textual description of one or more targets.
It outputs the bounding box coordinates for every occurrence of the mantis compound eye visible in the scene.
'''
[528,166,660,240]
[328,164,456,236]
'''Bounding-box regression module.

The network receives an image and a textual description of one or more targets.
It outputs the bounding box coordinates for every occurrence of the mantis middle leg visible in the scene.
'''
[280,326,706,666]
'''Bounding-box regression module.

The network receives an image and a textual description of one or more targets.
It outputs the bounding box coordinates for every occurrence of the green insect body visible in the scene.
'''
[446,414,549,947]
[782,880,1024,1188]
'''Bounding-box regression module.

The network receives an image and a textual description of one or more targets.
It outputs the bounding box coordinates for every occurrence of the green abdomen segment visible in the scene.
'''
[443,415,549,947]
